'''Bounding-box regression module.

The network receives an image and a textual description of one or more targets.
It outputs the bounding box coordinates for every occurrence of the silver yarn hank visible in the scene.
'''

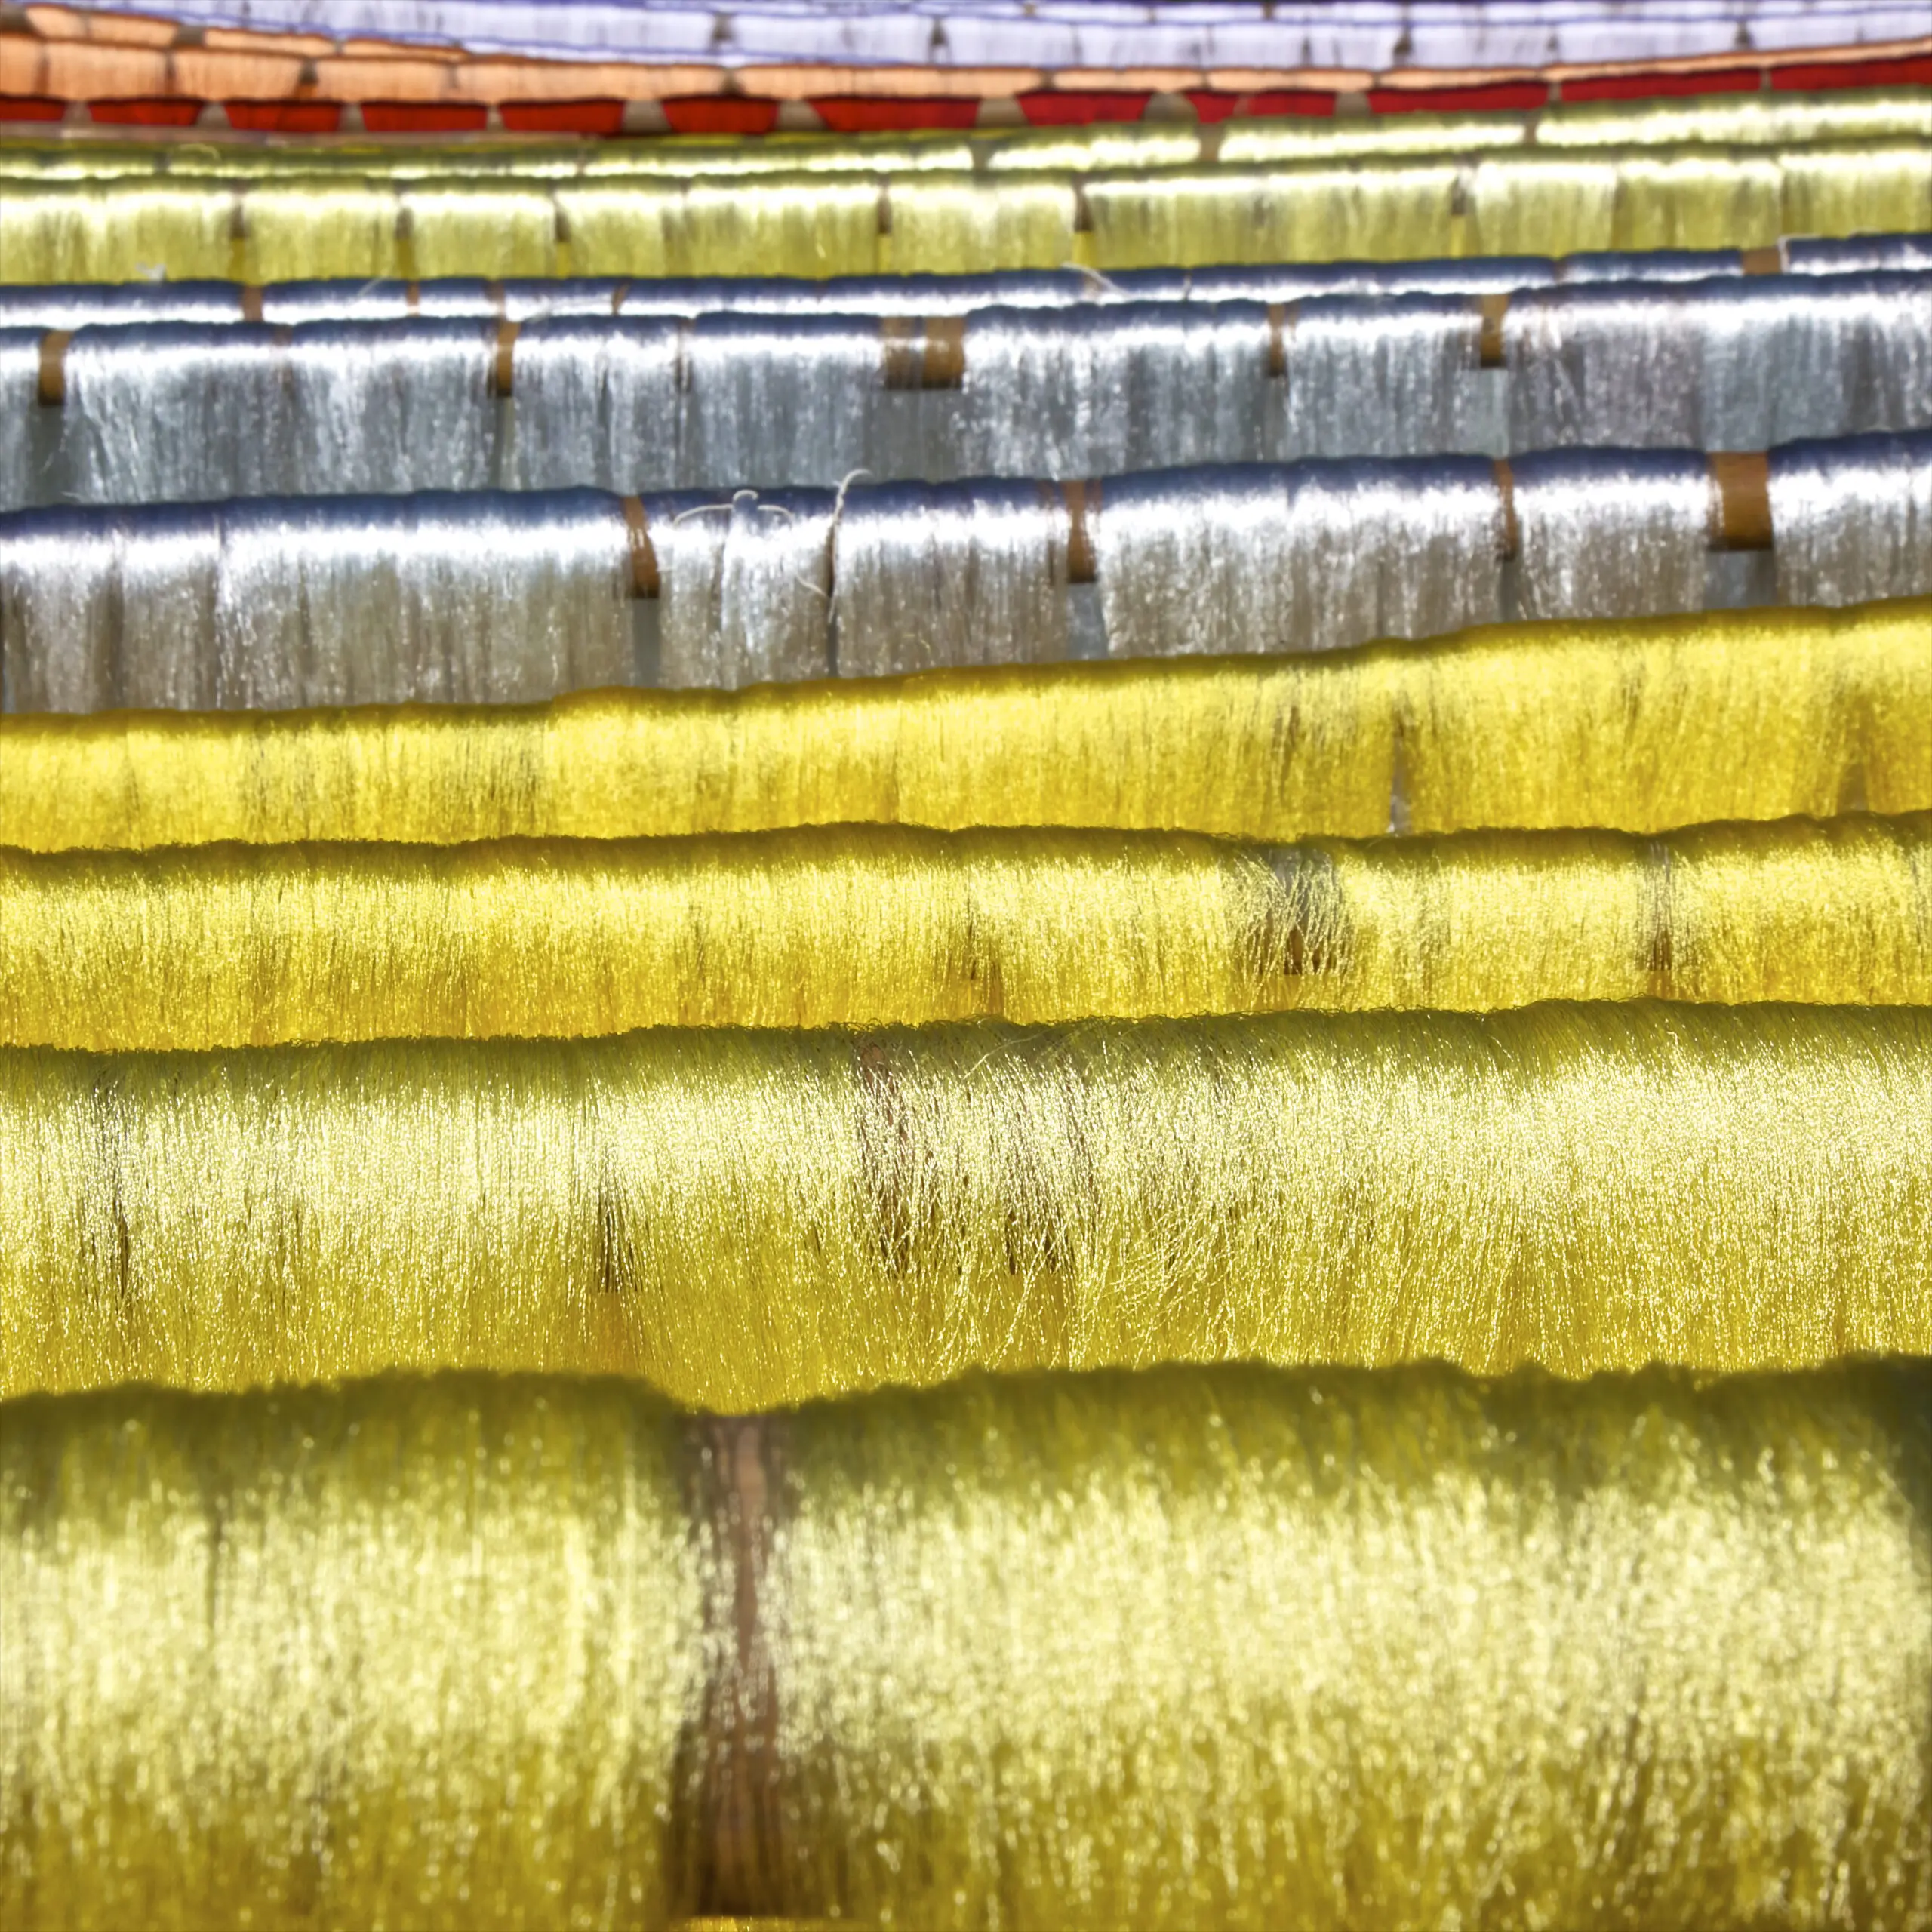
[507,317,683,493]
[1094,459,1504,660]
[1506,274,1932,451]
[0,331,39,515]
[646,488,833,689]
[59,322,497,504]
[1511,449,1712,622]
[1769,431,1932,608]
[830,481,1069,677]
[679,315,879,491]
[955,304,1277,479]
[1284,294,1487,458]
[0,494,632,711]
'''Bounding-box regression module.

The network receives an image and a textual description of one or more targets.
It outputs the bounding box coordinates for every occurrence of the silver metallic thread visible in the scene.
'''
[829,481,1069,677]
[1506,274,1932,451]
[1511,450,1713,622]
[955,303,1278,480]
[1094,459,1505,660]
[646,488,834,689]
[1284,294,1486,459]
[1769,431,1932,608]
[0,494,632,711]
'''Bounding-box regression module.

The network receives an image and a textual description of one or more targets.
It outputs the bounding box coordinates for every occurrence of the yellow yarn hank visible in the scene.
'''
[2,141,1922,281]
[764,1360,1932,1929]
[5,1361,1925,1929]
[0,1373,706,1932]
[0,601,1919,852]
[0,92,1920,185]
[2,1004,1927,1406]
[1083,142,1927,269]
[0,814,1924,1052]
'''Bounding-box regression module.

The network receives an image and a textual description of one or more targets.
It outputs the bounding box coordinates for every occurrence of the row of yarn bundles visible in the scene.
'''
[2,263,1928,504]
[2,54,1930,1932]
[2,432,1925,703]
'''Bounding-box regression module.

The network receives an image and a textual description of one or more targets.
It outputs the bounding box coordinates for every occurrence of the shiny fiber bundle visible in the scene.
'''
[1504,271,1932,451]
[1094,459,1503,659]
[17,446,1908,706]
[505,315,684,494]
[1510,449,1712,620]
[0,494,634,711]
[0,814,1924,1052]
[4,1004,1930,1404]
[57,321,497,506]
[559,174,884,281]
[1772,432,1932,607]
[12,279,1930,510]
[828,481,1070,678]
[1088,145,1931,272]
[1281,293,1490,459]
[757,1361,1931,1928]
[648,489,834,691]
[0,603,1919,849]
[0,331,34,512]
[0,1373,706,1932]
[0,144,1922,288]
[950,303,1278,478]
[5,1362,1926,1931]
[676,315,886,494]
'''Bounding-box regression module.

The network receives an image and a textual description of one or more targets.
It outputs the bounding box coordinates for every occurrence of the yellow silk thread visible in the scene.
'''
[2,1004,1927,1405]
[765,1361,1932,1928]
[0,1374,706,1932]
[0,602,1920,852]
[0,812,1923,1051]
[0,141,1923,281]
[4,1361,1925,1929]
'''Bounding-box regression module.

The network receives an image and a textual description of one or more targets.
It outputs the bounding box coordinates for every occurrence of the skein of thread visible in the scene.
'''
[746,1361,1932,1927]
[0,492,636,712]
[0,814,1922,1052]
[55,321,498,506]
[0,1372,707,1932]
[0,603,1919,849]
[4,1360,1925,1927]
[1503,272,1932,451]
[7,451,1924,703]
[3,1004,1927,1404]
[1770,432,1932,607]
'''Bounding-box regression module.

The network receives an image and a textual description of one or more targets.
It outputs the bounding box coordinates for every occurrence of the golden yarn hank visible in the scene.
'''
[0,811,1923,1050]
[4,1360,1925,1928]
[2,1004,1927,1405]
[0,602,1921,852]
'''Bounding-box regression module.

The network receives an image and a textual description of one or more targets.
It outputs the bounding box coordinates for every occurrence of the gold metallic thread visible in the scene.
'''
[2,1004,1927,1405]
[0,1373,707,1932]
[0,812,1924,1051]
[0,142,1923,281]
[762,1361,1932,1928]
[3,1361,1926,1928]
[0,602,1921,851]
